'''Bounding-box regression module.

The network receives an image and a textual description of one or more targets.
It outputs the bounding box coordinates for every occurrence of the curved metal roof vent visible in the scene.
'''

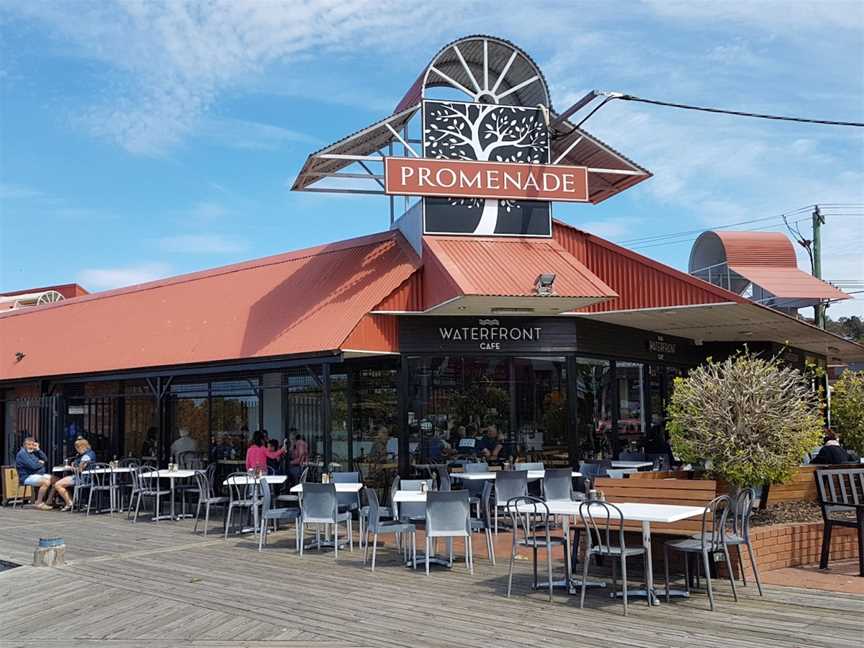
[689,230,848,309]
[0,290,65,310]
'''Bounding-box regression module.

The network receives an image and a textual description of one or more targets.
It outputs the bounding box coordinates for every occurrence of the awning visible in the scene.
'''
[419,235,617,314]
[728,265,849,301]
[573,302,864,363]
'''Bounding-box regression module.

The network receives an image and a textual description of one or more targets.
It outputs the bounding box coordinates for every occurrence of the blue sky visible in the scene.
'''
[1,0,862,317]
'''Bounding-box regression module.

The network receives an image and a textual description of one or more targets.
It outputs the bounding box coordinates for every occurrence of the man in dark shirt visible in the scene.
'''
[15,437,55,510]
[476,425,503,460]
[811,431,855,465]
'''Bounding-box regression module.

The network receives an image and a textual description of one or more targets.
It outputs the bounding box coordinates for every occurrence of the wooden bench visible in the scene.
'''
[593,477,716,535]
[814,467,864,576]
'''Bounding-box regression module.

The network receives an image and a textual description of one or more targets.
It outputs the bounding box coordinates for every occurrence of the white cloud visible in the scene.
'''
[644,0,864,31]
[158,233,247,254]
[194,117,319,151]
[77,262,172,291]
[4,0,444,154]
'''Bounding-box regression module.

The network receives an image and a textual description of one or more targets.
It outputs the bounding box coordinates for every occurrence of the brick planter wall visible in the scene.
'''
[728,522,859,576]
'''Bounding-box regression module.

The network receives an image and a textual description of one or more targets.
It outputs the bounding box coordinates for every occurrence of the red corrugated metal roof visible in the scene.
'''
[0,232,420,381]
[713,231,797,267]
[423,235,617,301]
[728,265,849,300]
[552,220,747,311]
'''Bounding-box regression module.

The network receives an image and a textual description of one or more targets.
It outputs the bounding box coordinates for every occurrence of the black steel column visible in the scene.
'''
[322,362,332,470]
[398,355,410,478]
[566,355,580,469]
[346,368,355,471]
[610,360,620,458]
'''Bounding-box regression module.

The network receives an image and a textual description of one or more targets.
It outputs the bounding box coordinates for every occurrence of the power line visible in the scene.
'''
[617,94,864,127]
[620,207,814,247]
[619,204,864,252]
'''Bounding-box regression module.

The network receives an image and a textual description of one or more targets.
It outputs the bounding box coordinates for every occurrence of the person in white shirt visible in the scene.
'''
[170,428,197,461]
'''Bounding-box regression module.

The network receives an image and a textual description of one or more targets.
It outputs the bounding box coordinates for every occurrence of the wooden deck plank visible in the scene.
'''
[1,507,861,648]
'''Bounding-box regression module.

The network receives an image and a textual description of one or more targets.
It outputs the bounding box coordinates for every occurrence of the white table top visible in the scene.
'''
[53,466,133,474]
[289,482,363,493]
[223,475,288,486]
[518,500,705,524]
[450,470,581,481]
[392,490,428,503]
[610,461,654,469]
[140,469,199,479]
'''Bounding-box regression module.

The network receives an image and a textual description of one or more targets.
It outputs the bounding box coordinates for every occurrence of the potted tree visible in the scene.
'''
[666,351,823,496]
[830,370,864,458]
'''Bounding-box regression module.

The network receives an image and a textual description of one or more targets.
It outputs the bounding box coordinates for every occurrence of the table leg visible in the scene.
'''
[170,478,176,520]
[643,520,656,605]
[609,520,661,604]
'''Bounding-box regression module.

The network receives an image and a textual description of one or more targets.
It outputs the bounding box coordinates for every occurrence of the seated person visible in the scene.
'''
[53,437,97,511]
[425,432,447,461]
[266,439,286,474]
[15,437,54,510]
[475,424,503,460]
[170,427,197,461]
[811,431,856,464]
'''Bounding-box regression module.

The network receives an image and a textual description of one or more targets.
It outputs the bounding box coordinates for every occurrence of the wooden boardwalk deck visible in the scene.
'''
[1,507,861,648]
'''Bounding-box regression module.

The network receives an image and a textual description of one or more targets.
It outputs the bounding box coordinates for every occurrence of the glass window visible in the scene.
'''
[210,379,259,464]
[350,366,398,489]
[617,362,645,455]
[285,370,325,465]
[168,382,209,464]
[573,358,613,459]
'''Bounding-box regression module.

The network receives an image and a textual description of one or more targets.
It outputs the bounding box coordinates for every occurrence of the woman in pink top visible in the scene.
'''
[245,431,268,471]
[288,433,309,484]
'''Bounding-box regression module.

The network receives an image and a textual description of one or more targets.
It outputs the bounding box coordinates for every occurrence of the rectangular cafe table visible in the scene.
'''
[139,469,200,520]
[517,500,705,604]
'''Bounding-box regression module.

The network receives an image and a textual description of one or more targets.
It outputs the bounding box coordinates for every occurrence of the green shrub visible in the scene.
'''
[831,370,864,455]
[667,351,823,487]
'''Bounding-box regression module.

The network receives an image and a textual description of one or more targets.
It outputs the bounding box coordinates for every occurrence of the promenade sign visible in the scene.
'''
[384,157,589,203]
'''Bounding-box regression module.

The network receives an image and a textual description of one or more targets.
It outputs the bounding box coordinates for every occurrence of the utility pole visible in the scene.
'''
[812,205,826,329]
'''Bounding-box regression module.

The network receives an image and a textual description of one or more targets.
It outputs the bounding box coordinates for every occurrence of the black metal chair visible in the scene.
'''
[577,500,648,616]
[692,487,763,595]
[223,472,257,539]
[505,496,566,602]
[131,465,170,523]
[85,463,117,516]
[192,470,229,537]
[663,495,738,611]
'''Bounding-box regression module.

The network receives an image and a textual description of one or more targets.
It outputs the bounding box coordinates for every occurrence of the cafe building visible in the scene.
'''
[1,36,860,489]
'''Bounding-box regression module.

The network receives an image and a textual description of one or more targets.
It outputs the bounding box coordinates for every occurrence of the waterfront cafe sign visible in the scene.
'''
[388,100,589,237]
[438,318,544,351]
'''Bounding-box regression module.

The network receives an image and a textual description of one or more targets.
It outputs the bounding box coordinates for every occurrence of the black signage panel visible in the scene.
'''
[400,317,577,354]
[422,100,552,237]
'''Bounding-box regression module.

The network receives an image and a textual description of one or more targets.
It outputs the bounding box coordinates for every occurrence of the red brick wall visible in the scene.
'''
[730,522,859,576]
